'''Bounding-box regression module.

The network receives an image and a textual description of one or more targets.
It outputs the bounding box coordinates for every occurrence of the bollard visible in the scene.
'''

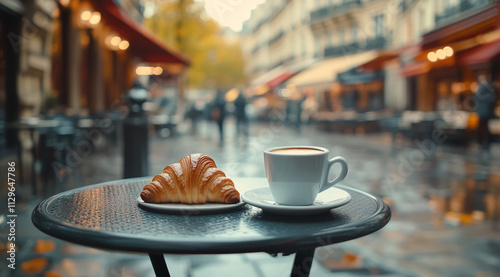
[123,80,149,179]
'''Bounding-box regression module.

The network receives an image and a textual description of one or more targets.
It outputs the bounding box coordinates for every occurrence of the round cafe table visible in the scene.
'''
[32,177,391,277]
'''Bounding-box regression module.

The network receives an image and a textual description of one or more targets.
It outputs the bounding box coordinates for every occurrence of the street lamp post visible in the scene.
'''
[123,80,150,179]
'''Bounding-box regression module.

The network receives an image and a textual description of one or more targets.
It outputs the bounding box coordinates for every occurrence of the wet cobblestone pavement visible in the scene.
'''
[1,119,500,277]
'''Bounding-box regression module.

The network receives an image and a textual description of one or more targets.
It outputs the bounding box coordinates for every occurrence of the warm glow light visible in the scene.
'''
[60,0,70,7]
[254,85,269,95]
[105,35,114,47]
[89,12,101,25]
[153,67,163,75]
[52,8,60,19]
[471,82,478,92]
[110,36,122,46]
[436,49,446,60]
[136,66,164,75]
[136,66,152,75]
[204,0,265,32]
[279,89,290,98]
[443,46,454,57]
[118,40,129,50]
[80,10,92,22]
[225,88,239,102]
[164,64,185,75]
[427,52,438,62]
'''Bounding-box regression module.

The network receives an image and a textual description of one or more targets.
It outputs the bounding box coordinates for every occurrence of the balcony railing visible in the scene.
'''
[399,0,417,13]
[268,30,285,45]
[251,44,261,55]
[310,0,362,24]
[323,36,387,58]
[251,65,266,74]
[250,0,291,33]
[270,56,294,69]
[435,0,493,25]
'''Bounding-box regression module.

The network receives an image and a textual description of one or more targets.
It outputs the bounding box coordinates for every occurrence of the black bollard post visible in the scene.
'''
[123,80,149,179]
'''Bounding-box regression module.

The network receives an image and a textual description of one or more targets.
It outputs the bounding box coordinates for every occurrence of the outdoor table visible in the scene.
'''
[32,177,391,277]
[6,118,59,195]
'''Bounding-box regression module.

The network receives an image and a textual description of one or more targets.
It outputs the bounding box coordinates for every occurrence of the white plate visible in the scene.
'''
[241,187,351,216]
[137,197,246,215]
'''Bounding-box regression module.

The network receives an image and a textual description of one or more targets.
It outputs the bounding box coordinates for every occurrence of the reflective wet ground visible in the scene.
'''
[1,120,499,277]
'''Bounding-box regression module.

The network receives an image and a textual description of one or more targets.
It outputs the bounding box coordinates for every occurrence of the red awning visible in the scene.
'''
[357,52,399,71]
[399,61,430,77]
[251,59,318,88]
[458,39,500,65]
[92,0,189,65]
[422,3,499,49]
[357,43,420,71]
[267,72,295,88]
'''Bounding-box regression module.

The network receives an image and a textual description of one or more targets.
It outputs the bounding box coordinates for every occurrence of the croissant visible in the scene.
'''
[140,154,240,204]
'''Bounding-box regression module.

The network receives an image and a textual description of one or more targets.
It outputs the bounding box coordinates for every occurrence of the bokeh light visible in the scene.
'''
[427,52,438,62]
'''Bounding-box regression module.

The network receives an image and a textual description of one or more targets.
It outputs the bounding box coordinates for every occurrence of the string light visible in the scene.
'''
[427,46,454,62]
[443,46,454,57]
[110,36,122,46]
[89,12,101,25]
[136,66,164,76]
[80,10,92,22]
[427,52,438,62]
[118,40,129,50]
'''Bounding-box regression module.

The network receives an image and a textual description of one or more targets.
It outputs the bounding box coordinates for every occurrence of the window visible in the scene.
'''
[302,34,307,57]
[302,0,307,21]
[419,8,425,35]
[351,25,358,42]
[338,28,345,45]
[374,14,385,37]
[315,35,321,56]
[443,0,452,9]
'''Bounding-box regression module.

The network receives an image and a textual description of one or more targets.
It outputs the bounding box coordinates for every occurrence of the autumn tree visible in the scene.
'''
[143,0,247,90]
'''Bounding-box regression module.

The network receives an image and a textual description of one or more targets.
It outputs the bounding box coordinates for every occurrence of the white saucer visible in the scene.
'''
[241,187,351,216]
[137,197,246,215]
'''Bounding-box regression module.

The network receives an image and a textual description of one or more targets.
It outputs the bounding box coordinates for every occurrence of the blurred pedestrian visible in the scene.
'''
[211,90,227,142]
[233,90,248,137]
[474,73,497,151]
[295,92,306,130]
[185,99,204,135]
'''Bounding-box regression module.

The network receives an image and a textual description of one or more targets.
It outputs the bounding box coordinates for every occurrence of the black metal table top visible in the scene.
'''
[32,177,391,255]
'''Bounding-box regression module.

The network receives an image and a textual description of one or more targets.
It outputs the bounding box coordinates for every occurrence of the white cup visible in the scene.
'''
[264,146,348,205]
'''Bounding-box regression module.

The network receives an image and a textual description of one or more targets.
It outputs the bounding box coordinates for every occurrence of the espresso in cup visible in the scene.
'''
[264,146,348,205]
[270,148,324,155]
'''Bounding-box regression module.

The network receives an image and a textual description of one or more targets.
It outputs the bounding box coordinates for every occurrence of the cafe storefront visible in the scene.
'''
[401,1,500,112]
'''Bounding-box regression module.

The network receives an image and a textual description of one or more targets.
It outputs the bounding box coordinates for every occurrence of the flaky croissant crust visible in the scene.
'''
[140,154,240,204]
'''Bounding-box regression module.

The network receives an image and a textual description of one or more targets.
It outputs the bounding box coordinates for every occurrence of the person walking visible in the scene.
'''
[474,73,497,151]
[233,90,248,138]
[211,90,227,143]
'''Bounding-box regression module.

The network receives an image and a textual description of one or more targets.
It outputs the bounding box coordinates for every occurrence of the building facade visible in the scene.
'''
[242,0,316,81]
[0,0,188,184]
[242,0,500,115]
[242,0,402,113]
[0,0,188,124]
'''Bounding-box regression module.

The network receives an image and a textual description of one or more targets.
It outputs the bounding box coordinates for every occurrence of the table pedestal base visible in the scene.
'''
[291,248,315,277]
[149,253,170,277]
[148,249,315,277]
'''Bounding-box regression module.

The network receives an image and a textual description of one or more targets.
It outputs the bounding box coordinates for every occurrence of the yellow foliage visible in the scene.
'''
[143,0,246,89]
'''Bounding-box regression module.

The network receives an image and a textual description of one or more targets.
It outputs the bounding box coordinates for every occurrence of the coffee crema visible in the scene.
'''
[270,148,324,155]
